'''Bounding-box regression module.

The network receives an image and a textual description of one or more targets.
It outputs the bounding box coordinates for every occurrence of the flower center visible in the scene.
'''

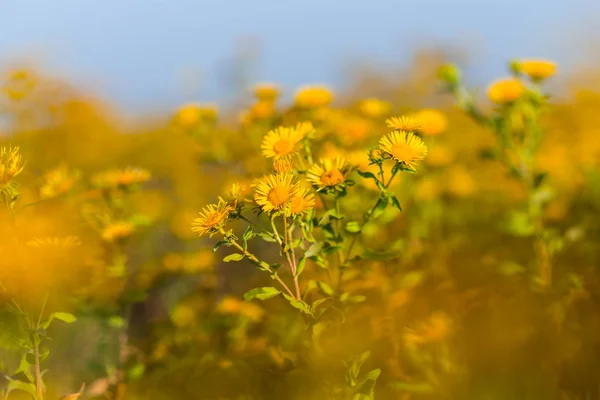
[391,143,417,163]
[267,185,291,207]
[203,212,222,227]
[273,139,294,156]
[320,169,344,186]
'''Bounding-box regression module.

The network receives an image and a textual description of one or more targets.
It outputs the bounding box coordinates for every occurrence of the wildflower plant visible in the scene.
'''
[192,120,428,396]
[438,60,560,288]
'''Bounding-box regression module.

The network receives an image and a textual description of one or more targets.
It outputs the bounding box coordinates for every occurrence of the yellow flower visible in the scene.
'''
[26,236,82,249]
[217,296,243,314]
[413,109,447,136]
[358,98,391,118]
[163,252,184,271]
[174,102,218,127]
[92,167,150,189]
[250,100,276,119]
[414,178,441,201]
[2,68,37,101]
[101,221,135,242]
[290,187,315,216]
[487,78,526,103]
[273,158,293,173]
[425,145,455,168]
[518,59,557,81]
[378,131,428,170]
[170,304,196,328]
[40,164,81,199]
[252,83,280,101]
[0,145,25,188]
[191,201,232,237]
[445,166,476,198]
[261,126,305,160]
[337,117,372,145]
[294,85,334,108]
[183,249,215,273]
[386,116,421,132]
[254,173,298,213]
[307,157,350,190]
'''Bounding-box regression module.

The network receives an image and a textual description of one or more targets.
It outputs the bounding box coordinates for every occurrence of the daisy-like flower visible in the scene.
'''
[294,85,334,108]
[174,103,218,127]
[307,157,352,191]
[517,59,556,81]
[290,186,315,216]
[40,163,81,199]
[0,145,25,189]
[261,126,305,160]
[413,109,447,136]
[26,236,82,249]
[102,221,135,242]
[487,78,526,104]
[378,131,428,170]
[191,200,232,237]
[92,167,150,189]
[358,98,391,118]
[254,173,298,214]
[252,83,280,102]
[386,116,421,132]
[273,158,293,173]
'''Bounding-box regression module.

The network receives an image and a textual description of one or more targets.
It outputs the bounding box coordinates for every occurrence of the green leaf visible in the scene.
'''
[223,253,245,262]
[370,197,389,219]
[305,242,325,258]
[212,240,230,252]
[504,211,535,237]
[355,368,381,397]
[357,171,378,182]
[5,379,40,400]
[498,262,526,276]
[390,195,402,212]
[129,214,152,227]
[282,293,312,314]
[319,209,344,225]
[295,257,306,278]
[347,295,366,304]
[362,249,401,261]
[344,221,362,233]
[257,232,278,243]
[317,281,335,296]
[42,312,77,329]
[243,287,281,301]
[346,351,371,387]
[242,226,254,241]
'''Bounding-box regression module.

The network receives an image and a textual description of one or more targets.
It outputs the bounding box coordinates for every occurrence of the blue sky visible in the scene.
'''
[1,0,599,113]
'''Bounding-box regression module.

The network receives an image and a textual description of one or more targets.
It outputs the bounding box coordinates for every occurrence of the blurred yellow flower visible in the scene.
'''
[307,157,349,189]
[92,167,150,189]
[378,131,428,169]
[425,145,455,168]
[261,126,304,160]
[183,249,215,273]
[0,145,25,189]
[163,252,184,271]
[414,177,441,201]
[290,187,315,216]
[101,221,135,242]
[191,200,232,237]
[252,83,280,101]
[337,117,372,145]
[386,116,421,132]
[254,173,298,213]
[40,163,80,199]
[250,100,276,119]
[174,102,218,127]
[171,304,196,328]
[294,85,334,108]
[487,78,526,103]
[446,166,476,198]
[2,68,37,101]
[413,109,448,136]
[273,158,293,173]
[26,236,82,249]
[518,59,557,81]
[358,98,391,118]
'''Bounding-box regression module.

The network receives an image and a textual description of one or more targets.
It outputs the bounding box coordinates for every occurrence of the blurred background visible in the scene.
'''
[2,0,600,113]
